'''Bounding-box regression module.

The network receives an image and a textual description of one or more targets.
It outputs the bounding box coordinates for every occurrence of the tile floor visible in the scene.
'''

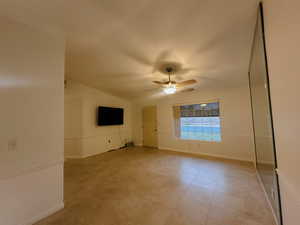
[35,147,276,225]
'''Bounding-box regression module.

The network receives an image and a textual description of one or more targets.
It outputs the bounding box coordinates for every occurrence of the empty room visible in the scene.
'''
[1,0,299,225]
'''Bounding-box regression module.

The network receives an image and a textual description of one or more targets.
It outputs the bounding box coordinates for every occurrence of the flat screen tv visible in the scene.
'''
[97,106,124,126]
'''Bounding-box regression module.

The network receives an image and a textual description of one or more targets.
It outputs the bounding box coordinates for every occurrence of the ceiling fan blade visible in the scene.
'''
[180,88,195,93]
[153,80,176,85]
[176,79,197,87]
[153,81,169,85]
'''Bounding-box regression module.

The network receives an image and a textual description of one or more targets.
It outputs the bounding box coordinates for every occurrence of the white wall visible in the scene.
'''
[0,17,64,225]
[263,1,300,224]
[134,85,255,162]
[64,80,133,158]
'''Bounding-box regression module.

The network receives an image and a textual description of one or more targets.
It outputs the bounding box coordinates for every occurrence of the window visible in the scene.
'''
[173,102,221,142]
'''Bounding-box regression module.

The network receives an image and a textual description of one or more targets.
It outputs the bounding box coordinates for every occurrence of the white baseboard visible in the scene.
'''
[158,146,252,163]
[65,149,111,159]
[24,202,64,225]
[65,146,126,160]
[256,171,279,225]
[81,151,106,158]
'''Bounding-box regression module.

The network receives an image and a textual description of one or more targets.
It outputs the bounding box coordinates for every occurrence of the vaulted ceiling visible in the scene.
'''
[0,0,259,101]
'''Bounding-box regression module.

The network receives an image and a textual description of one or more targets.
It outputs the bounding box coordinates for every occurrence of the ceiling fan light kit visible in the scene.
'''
[152,65,197,95]
[163,84,177,94]
[164,67,176,94]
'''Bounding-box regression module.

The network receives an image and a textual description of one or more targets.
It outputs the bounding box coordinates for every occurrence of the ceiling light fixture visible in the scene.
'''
[163,67,177,95]
[163,83,176,94]
[153,65,197,95]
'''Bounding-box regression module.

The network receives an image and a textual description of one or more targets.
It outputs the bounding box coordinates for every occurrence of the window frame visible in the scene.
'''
[173,100,223,143]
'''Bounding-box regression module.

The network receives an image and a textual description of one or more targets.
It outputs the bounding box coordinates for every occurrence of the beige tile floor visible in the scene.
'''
[35,147,276,225]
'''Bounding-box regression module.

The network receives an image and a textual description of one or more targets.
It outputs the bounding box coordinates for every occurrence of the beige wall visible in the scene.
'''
[0,17,64,225]
[64,80,133,158]
[263,0,300,224]
[132,106,144,146]
[64,97,82,157]
[134,85,255,162]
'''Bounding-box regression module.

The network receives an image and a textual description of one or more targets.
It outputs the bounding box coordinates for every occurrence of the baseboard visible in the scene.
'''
[256,171,279,225]
[82,149,115,158]
[81,151,105,158]
[158,146,252,164]
[65,146,127,160]
[23,202,64,225]
[81,146,127,159]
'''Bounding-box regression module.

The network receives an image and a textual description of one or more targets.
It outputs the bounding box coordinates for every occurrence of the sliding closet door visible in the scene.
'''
[249,4,282,225]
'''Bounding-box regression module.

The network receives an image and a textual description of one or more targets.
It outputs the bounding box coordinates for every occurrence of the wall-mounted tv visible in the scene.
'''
[97,106,124,126]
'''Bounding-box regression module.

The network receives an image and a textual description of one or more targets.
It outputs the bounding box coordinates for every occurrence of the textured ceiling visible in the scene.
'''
[0,0,259,101]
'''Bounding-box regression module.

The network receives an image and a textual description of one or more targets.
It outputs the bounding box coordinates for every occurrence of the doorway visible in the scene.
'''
[142,106,158,148]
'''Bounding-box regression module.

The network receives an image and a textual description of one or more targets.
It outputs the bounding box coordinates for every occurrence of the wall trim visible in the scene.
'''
[65,152,108,159]
[158,146,253,163]
[81,151,107,159]
[256,171,279,225]
[66,147,125,159]
[22,202,64,225]
[82,146,125,158]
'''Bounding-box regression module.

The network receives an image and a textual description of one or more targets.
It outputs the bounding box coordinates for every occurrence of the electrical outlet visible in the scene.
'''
[8,139,17,151]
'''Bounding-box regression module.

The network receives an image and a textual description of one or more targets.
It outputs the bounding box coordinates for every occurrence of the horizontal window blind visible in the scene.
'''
[180,102,219,117]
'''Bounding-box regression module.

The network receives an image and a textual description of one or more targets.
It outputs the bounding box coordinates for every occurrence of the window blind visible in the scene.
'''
[173,102,221,142]
[180,102,219,117]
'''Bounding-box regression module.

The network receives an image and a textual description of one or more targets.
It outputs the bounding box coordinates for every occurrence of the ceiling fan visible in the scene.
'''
[152,66,197,94]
